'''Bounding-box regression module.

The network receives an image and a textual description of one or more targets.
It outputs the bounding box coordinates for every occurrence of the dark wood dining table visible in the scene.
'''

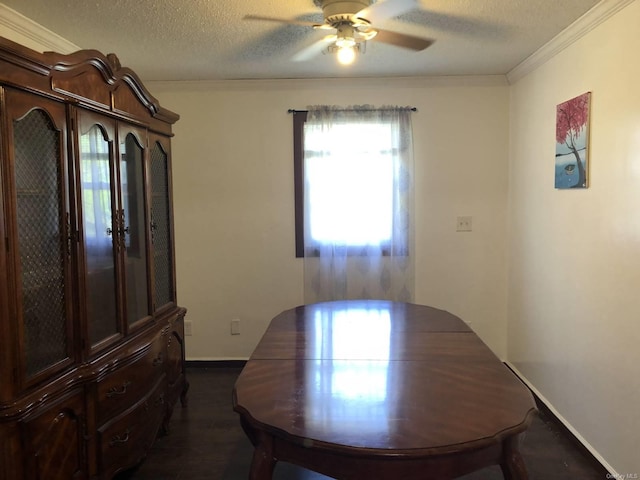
[233,300,536,480]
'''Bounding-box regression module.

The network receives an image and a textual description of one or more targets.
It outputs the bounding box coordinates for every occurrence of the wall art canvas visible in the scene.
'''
[555,92,591,188]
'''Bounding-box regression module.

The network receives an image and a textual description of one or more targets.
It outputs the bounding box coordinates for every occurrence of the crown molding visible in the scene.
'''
[0,3,79,53]
[506,0,635,84]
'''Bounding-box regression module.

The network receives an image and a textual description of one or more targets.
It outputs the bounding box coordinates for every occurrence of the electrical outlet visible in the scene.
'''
[456,216,473,232]
[184,321,192,336]
[231,319,240,335]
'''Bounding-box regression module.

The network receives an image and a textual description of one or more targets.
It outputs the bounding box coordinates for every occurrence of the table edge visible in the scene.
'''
[233,388,538,458]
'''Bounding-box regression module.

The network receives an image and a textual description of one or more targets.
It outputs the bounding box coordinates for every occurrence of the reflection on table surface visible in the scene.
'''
[307,306,392,443]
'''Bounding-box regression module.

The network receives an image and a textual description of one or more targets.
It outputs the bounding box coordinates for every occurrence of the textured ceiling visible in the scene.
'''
[1,0,602,82]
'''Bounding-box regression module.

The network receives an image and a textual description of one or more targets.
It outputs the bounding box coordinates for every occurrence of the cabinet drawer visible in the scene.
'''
[96,336,165,424]
[97,376,166,478]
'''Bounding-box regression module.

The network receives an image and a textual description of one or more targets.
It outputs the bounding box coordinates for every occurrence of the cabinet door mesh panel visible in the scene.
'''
[13,109,68,377]
[150,143,173,309]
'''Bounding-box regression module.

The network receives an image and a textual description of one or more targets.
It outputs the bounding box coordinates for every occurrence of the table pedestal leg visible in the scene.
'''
[500,434,529,480]
[249,434,276,480]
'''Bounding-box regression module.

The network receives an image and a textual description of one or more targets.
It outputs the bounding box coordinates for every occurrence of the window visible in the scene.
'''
[293,106,415,303]
[293,107,412,257]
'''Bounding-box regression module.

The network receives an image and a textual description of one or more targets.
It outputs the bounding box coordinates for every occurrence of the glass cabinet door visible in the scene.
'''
[7,91,73,380]
[119,128,151,326]
[78,113,120,347]
[149,139,175,311]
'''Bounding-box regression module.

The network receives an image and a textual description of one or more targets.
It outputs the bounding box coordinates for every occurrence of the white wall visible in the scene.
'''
[149,76,510,360]
[507,0,640,474]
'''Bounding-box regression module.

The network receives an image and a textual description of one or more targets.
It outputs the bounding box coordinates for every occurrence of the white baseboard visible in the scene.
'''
[506,361,617,476]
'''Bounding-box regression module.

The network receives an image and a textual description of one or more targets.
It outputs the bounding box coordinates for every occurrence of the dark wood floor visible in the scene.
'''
[115,367,609,480]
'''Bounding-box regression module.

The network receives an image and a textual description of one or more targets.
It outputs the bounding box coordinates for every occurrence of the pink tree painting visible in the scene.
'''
[555,92,591,188]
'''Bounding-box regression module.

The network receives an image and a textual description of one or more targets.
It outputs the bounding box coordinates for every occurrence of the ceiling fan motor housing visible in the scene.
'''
[317,0,371,24]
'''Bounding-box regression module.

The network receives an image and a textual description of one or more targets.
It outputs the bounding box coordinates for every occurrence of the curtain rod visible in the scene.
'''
[288,107,417,114]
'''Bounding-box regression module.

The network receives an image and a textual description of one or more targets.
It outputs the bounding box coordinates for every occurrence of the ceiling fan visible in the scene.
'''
[244,0,434,65]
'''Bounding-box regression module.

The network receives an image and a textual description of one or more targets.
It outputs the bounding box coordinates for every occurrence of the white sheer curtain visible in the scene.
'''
[303,105,414,303]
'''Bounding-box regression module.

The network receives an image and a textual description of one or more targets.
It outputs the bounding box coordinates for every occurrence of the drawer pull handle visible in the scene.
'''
[109,429,130,447]
[152,352,163,366]
[146,393,166,412]
[106,381,132,398]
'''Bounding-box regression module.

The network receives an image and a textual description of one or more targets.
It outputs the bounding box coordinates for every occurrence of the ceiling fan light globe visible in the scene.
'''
[337,45,356,65]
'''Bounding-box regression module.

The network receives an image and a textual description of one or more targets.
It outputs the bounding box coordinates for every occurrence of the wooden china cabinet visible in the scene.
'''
[0,37,187,479]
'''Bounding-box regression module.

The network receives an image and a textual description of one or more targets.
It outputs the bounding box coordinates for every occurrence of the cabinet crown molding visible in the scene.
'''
[0,35,179,126]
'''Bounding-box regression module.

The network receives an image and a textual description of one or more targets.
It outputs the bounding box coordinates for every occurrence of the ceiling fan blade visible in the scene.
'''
[243,14,329,29]
[355,0,419,24]
[371,29,434,51]
[292,36,336,62]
